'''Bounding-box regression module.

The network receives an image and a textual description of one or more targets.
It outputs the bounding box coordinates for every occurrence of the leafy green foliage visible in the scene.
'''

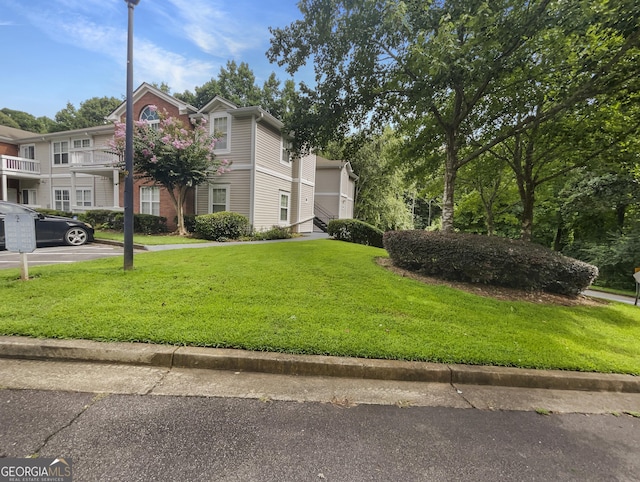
[194,212,251,241]
[328,219,384,248]
[251,226,293,240]
[383,230,598,296]
[79,209,167,234]
[51,97,121,132]
[0,108,55,133]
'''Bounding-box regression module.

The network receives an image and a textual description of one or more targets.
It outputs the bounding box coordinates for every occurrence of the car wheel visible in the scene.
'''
[64,227,89,246]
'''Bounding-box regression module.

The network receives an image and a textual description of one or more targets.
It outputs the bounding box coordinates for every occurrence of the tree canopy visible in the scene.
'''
[268,0,640,233]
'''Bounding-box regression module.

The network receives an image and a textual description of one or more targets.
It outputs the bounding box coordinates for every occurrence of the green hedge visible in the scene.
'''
[252,226,293,240]
[328,219,384,248]
[194,212,251,241]
[383,230,599,296]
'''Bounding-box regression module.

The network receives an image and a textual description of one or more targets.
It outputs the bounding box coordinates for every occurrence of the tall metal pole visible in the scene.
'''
[124,0,140,270]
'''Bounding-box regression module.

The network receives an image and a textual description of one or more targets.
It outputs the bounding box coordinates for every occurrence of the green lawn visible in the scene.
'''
[1,240,639,374]
[95,230,209,246]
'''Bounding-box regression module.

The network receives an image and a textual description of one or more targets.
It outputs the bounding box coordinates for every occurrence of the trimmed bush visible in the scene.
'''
[181,214,197,234]
[111,213,167,234]
[194,211,251,241]
[383,230,599,296]
[82,210,120,230]
[328,219,384,248]
[252,225,293,240]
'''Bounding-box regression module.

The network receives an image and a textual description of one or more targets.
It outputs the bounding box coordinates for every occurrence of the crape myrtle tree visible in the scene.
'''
[110,107,230,235]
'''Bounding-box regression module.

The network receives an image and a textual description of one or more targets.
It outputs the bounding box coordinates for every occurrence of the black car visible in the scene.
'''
[0,201,94,249]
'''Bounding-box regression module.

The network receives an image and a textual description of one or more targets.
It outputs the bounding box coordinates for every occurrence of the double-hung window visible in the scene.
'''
[140,186,160,216]
[53,141,69,165]
[210,185,229,213]
[54,189,70,211]
[72,139,91,149]
[279,191,290,224]
[76,189,93,207]
[211,114,231,153]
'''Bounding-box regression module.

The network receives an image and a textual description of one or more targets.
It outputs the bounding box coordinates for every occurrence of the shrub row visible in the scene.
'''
[383,230,599,296]
[74,209,167,234]
[328,219,384,248]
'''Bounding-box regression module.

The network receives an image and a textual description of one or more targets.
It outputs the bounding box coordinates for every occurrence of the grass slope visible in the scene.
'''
[1,240,639,374]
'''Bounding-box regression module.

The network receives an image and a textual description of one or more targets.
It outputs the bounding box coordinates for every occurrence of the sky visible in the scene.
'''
[0,0,312,119]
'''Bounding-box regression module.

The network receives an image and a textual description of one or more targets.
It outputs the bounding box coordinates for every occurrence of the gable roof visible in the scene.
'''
[106,82,198,122]
[0,125,39,144]
[198,96,284,131]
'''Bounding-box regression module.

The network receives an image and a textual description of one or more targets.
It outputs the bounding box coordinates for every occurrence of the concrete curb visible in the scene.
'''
[0,336,637,393]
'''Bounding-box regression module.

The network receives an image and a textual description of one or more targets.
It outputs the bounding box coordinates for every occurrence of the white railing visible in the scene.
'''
[70,148,120,166]
[0,155,41,174]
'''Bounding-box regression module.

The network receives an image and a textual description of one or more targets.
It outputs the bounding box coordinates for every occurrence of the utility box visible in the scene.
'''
[5,213,37,253]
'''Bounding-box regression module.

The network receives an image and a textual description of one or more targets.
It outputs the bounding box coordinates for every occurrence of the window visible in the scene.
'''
[21,144,35,159]
[54,189,70,211]
[281,138,292,164]
[72,138,91,149]
[140,105,160,129]
[53,141,69,165]
[210,185,229,213]
[76,189,93,207]
[140,186,160,216]
[279,191,290,224]
[22,189,37,205]
[211,114,231,152]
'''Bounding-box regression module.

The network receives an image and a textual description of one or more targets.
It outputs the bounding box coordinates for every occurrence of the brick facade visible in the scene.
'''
[116,91,197,231]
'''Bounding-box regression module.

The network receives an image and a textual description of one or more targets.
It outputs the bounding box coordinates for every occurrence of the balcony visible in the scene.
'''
[70,148,121,167]
[0,155,41,178]
[69,148,121,176]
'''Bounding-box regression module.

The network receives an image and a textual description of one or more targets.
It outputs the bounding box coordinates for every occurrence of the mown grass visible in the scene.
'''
[1,240,639,374]
[95,230,208,246]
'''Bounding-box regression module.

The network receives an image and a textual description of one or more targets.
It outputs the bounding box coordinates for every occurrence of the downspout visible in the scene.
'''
[249,114,260,226]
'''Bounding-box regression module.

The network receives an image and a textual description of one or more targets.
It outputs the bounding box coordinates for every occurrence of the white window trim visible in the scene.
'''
[72,138,92,150]
[211,112,232,154]
[22,188,37,205]
[280,138,292,165]
[53,188,71,211]
[140,186,161,216]
[20,144,35,160]
[209,184,230,213]
[279,191,291,225]
[140,105,160,129]
[52,141,69,165]
[75,188,93,208]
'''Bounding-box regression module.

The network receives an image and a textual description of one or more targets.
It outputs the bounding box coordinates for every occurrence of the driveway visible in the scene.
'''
[0,243,124,270]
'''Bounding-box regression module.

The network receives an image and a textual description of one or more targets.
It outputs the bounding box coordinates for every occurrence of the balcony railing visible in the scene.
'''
[70,148,121,166]
[0,155,41,175]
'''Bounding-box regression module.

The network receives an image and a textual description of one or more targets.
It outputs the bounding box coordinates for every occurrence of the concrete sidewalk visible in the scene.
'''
[0,336,637,394]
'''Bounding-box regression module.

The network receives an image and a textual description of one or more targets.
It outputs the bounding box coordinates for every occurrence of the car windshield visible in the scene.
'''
[0,203,37,216]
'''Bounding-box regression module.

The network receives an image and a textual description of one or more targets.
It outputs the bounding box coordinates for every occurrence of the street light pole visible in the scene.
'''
[123,0,140,270]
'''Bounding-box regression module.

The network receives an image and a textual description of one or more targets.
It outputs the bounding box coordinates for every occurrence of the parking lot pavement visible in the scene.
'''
[0,243,125,269]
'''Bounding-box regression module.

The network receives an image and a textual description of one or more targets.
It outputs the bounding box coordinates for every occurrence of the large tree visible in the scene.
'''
[269,0,640,233]
[52,96,122,132]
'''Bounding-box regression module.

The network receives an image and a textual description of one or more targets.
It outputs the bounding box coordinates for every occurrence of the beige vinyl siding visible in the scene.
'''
[297,183,315,232]
[255,122,292,177]
[195,170,252,218]
[301,154,316,184]
[92,178,113,207]
[253,170,291,230]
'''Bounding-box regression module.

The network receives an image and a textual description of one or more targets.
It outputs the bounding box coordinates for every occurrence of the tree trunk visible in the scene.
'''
[441,130,459,233]
[520,189,535,242]
[166,186,189,236]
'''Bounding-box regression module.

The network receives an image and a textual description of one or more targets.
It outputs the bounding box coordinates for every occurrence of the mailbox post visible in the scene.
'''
[4,213,37,280]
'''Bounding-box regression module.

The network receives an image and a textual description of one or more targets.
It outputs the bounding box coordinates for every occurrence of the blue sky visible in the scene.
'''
[0,0,311,119]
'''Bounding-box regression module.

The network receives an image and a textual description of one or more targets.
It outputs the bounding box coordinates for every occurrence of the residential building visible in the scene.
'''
[0,83,349,233]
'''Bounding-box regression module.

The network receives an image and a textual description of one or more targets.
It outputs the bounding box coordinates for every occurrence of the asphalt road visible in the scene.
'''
[0,243,125,269]
[1,387,638,482]
[1,358,639,482]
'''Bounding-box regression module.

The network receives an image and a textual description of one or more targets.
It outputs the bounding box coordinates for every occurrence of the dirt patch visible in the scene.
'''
[376,258,604,306]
